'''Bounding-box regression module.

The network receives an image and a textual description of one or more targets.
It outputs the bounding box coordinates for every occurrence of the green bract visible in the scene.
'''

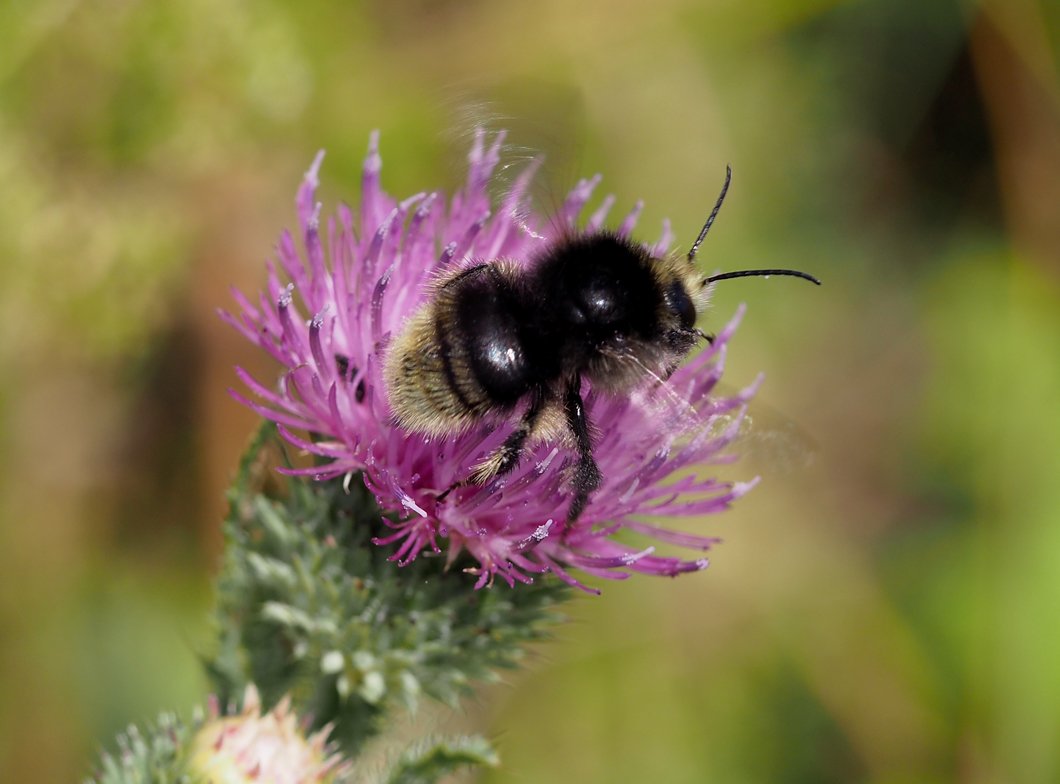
[206,425,570,754]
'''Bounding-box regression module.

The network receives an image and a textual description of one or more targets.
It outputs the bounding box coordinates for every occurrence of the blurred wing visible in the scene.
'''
[720,389,818,475]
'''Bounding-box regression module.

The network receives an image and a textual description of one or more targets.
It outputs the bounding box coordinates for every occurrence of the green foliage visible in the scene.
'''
[381,734,500,784]
[207,426,569,755]
[86,713,195,784]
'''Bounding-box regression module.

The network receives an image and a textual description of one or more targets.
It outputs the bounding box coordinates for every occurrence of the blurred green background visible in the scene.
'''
[2,0,1058,781]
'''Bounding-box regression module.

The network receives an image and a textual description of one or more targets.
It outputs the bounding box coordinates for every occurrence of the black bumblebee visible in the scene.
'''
[384,168,819,522]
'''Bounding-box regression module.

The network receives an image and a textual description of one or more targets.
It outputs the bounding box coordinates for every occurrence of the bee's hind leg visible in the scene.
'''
[436,389,547,504]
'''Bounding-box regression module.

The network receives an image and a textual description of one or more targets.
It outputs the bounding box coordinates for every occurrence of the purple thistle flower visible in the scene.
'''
[222,130,760,593]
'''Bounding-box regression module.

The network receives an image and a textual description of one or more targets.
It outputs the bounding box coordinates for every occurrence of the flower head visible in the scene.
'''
[223,130,758,592]
[189,685,350,783]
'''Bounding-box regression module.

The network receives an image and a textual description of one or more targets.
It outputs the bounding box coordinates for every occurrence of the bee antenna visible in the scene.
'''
[703,269,821,286]
[686,164,732,264]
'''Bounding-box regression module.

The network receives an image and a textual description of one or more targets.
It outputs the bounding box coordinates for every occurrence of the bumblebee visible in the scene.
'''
[383,168,818,522]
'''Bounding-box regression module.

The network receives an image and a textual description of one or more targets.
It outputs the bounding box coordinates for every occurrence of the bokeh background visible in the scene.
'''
[2,0,1059,781]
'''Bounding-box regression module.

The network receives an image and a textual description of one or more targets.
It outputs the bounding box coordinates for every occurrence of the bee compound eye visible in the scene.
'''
[665,280,696,330]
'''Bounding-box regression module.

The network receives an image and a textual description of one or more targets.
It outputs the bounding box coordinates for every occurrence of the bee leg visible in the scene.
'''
[694,327,715,345]
[435,483,459,504]
[563,377,602,523]
[437,390,546,504]
[471,390,547,484]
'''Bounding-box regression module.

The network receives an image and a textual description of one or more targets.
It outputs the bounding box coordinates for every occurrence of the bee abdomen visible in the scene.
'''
[450,268,535,407]
[384,262,542,435]
[384,309,486,434]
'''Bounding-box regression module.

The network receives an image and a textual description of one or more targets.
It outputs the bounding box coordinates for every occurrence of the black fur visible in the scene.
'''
[433,233,695,522]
